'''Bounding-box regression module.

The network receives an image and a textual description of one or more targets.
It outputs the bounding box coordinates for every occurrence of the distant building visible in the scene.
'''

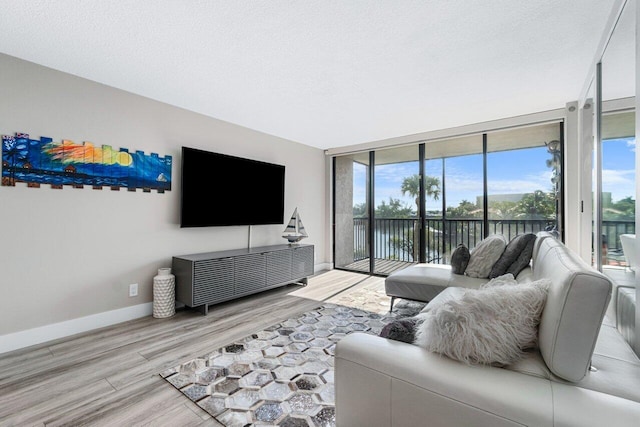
[476,193,527,206]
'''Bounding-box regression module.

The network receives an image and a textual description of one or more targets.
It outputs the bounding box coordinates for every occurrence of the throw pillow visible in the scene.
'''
[450,243,471,275]
[464,234,507,278]
[413,278,550,366]
[489,233,537,279]
[506,234,537,277]
[379,317,418,343]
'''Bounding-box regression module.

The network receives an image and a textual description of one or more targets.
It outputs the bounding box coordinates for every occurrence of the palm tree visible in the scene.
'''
[401,174,441,212]
[2,136,29,184]
[399,174,442,261]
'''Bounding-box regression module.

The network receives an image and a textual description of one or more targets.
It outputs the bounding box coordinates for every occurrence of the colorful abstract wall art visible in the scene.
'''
[1,133,171,192]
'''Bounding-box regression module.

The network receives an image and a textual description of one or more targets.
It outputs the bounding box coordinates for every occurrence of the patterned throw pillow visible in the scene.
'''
[489,233,537,279]
[450,243,471,275]
[464,234,508,278]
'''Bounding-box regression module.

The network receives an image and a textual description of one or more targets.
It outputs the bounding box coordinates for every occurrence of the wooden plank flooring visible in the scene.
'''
[4,266,630,426]
[0,269,386,426]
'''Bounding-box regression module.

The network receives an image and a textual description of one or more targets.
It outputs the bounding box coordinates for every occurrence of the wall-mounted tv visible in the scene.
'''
[180,146,285,227]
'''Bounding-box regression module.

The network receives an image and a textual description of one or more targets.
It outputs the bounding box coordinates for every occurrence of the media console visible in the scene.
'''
[172,244,314,315]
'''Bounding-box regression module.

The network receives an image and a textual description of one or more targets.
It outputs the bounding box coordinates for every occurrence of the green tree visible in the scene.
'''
[488,200,517,219]
[400,174,441,211]
[391,175,441,262]
[604,196,635,220]
[375,198,414,218]
[513,190,556,219]
[446,200,482,218]
[353,202,367,218]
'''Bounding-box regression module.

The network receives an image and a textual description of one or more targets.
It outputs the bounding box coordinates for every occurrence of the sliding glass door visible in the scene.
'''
[373,146,420,275]
[486,123,563,241]
[592,0,636,271]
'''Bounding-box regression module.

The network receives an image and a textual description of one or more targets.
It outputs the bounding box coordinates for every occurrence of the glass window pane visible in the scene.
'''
[486,123,561,241]
[373,146,420,274]
[425,135,483,263]
[424,158,443,262]
[601,111,636,267]
[334,154,369,273]
[444,153,484,256]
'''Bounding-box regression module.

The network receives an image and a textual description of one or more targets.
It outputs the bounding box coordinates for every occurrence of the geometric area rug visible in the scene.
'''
[159,290,426,427]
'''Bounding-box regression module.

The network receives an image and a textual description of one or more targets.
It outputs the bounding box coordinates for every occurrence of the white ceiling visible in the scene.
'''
[0,1,613,150]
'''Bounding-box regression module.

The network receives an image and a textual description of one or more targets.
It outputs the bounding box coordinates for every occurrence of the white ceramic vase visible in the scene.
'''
[153,267,176,318]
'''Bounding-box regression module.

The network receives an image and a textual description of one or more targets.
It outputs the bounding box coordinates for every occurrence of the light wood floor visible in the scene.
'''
[0,269,386,427]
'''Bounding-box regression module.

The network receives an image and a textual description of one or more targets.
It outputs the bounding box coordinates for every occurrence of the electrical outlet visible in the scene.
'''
[129,283,138,297]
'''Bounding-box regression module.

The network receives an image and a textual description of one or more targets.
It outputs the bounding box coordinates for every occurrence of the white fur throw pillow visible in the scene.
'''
[414,278,550,366]
[464,234,507,278]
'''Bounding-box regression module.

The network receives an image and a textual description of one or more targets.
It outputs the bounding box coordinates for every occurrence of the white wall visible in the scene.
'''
[0,53,327,349]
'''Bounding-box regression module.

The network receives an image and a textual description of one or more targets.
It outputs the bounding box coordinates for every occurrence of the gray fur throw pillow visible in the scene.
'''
[379,317,418,343]
[450,243,471,275]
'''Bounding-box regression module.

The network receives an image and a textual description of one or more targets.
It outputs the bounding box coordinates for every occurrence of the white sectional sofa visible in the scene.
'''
[335,232,640,426]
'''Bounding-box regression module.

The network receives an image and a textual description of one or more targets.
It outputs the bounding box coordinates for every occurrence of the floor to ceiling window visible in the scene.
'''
[333,122,565,276]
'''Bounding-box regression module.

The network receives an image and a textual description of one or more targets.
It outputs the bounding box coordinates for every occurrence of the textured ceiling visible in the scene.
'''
[0,1,613,150]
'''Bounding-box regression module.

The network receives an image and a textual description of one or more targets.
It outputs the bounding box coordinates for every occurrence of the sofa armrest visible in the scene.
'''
[335,332,554,427]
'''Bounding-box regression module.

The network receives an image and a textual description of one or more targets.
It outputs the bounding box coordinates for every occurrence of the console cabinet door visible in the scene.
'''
[234,253,267,296]
[266,249,293,286]
[292,245,314,278]
[193,257,234,305]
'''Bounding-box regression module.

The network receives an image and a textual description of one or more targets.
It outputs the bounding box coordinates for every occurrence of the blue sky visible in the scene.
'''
[601,137,636,202]
[353,137,636,210]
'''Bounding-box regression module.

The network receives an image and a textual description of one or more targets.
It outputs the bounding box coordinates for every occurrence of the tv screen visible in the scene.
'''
[180,147,285,227]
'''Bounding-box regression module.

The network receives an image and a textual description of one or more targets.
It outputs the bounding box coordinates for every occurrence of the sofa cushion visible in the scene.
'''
[489,233,536,278]
[385,263,488,304]
[617,286,636,347]
[465,234,507,278]
[414,279,550,366]
[534,237,612,382]
[450,243,470,275]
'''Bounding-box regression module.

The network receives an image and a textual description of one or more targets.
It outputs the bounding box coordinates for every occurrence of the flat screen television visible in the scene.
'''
[180,146,285,227]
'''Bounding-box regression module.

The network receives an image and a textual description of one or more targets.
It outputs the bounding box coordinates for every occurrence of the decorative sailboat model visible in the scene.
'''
[282,208,308,244]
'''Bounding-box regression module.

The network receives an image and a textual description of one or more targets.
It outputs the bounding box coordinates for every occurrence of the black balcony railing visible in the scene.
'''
[353,217,635,265]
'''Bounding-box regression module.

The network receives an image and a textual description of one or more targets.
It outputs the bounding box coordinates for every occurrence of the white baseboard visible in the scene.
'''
[2,265,334,355]
[0,302,153,355]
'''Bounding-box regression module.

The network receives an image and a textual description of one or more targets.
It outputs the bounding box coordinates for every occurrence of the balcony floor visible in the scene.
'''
[341,258,416,275]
